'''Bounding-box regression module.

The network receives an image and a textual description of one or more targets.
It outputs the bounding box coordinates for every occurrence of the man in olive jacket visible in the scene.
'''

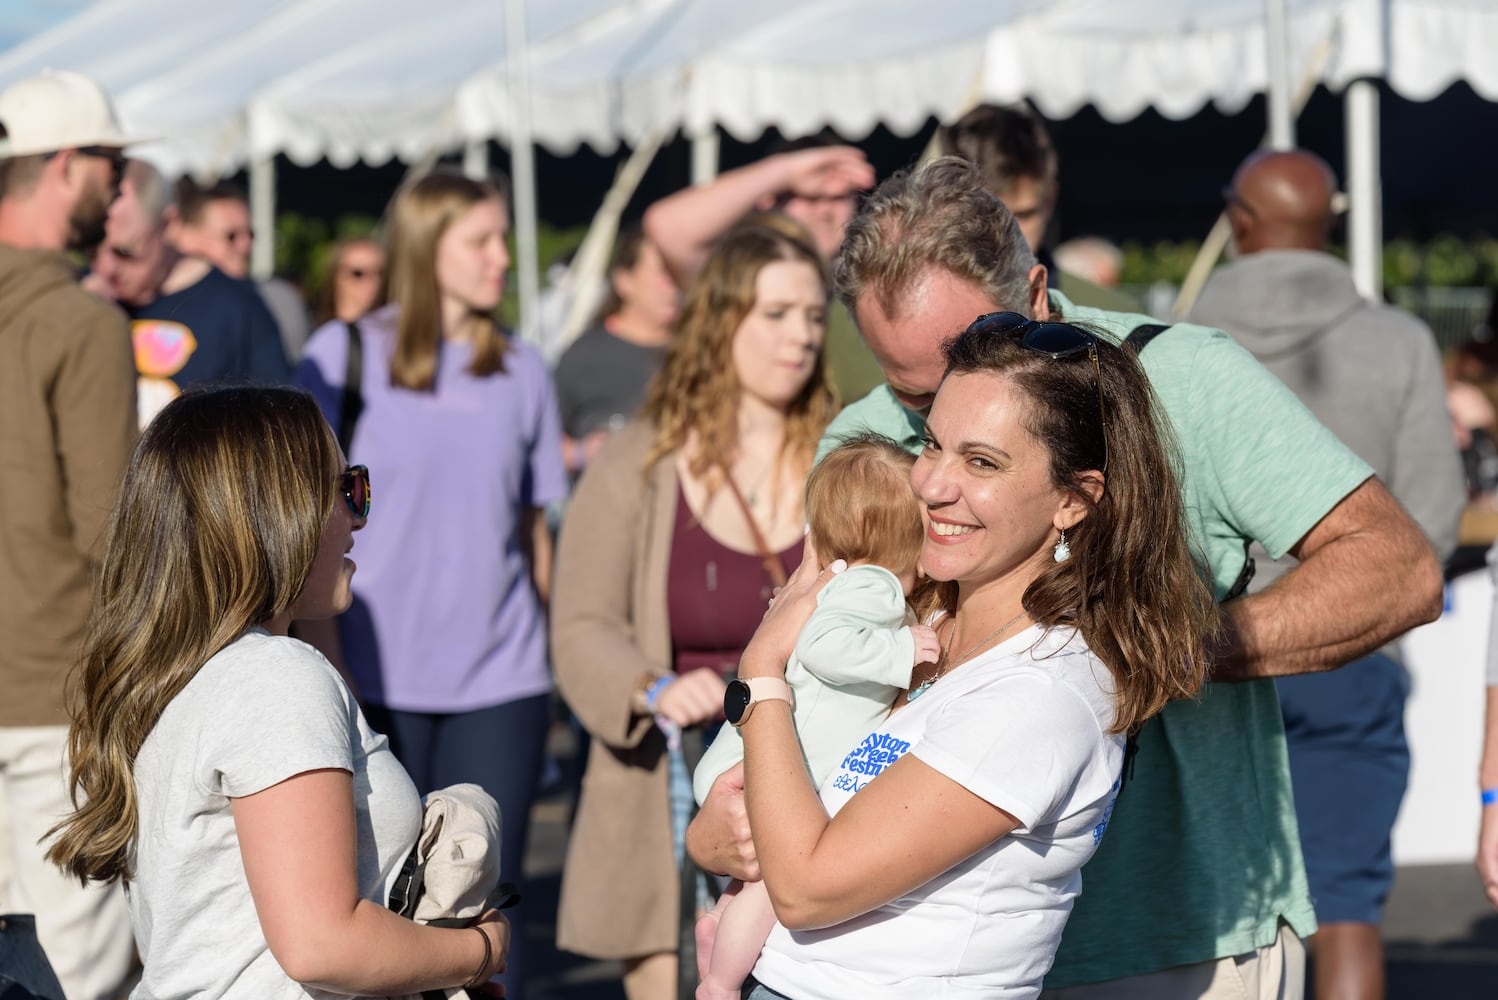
[0,70,139,1000]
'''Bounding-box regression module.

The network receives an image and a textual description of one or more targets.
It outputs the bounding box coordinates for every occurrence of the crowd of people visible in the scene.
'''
[0,64,1481,1000]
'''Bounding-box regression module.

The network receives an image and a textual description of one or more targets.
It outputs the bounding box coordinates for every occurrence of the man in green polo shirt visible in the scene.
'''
[818,158,1443,998]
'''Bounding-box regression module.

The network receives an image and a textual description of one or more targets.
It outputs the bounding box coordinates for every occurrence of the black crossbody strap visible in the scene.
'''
[1124,322,1170,354]
[337,320,364,456]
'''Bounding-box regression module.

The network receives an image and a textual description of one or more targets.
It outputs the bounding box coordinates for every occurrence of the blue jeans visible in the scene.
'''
[744,977,795,999]
[1276,652,1409,924]
[0,913,66,1000]
[365,694,551,1000]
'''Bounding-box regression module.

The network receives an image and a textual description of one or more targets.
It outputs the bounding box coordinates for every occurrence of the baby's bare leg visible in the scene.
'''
[694,881,738,981]
[696,879,777,1000]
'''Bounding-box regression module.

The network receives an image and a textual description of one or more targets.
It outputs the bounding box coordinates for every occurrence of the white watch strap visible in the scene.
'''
[742,676,793,707]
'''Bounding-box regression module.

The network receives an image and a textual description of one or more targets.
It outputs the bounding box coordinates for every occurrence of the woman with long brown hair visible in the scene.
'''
[295,169,566,1000]
[46,386,509,997]
[551,217,837,999]
[690,314,1218,998]
[312,235,386,328]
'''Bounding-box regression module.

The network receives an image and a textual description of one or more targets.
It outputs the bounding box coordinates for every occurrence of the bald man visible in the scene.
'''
[1192,149,1464,1000]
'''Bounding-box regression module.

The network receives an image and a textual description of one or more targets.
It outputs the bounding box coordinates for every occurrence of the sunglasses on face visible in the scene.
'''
[75,145,126,190]
[1221,185,1260,219]
[964,311,1110,473]
[339,464,371,518]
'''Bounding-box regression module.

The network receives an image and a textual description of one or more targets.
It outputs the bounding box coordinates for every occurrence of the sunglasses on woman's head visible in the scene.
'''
[964,311,1109,473]
[339,464,371,518]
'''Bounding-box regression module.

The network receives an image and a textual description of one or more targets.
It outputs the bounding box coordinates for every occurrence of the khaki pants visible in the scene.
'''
[1043,923,1305,1000]
[0,726,135,1000]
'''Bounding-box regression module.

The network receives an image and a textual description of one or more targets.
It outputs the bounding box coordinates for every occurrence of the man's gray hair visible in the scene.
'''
[834,156,1036,322]
[123,158,172,224]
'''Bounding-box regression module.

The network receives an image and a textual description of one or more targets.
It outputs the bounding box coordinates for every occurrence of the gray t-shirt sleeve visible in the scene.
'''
[195,639,356,799]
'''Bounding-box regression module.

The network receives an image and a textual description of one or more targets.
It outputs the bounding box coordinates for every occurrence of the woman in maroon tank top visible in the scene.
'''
[551,217,836,1000]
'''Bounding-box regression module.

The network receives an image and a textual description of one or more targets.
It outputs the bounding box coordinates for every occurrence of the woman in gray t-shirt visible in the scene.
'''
[46,386,510,998]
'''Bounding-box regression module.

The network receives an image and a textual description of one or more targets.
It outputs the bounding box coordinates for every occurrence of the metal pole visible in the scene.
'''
[249,155,275,280]
[1346,79,1382,301]
[690,127,719,186]
[1264,0,1295,149]
[462,139,489,180]
[505,0,541,343]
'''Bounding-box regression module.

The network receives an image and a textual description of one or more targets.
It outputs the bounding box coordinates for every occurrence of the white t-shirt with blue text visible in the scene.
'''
[752,623,1124,1000]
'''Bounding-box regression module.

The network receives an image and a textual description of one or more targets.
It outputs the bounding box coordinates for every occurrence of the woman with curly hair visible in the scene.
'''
[551,217,836,999]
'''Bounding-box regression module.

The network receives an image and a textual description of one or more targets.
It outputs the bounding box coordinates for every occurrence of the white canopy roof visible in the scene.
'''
[982,0,1497,123]
[1,0,1493,174]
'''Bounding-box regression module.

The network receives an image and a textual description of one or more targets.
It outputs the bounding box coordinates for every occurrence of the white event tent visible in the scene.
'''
[2,0,1495,325]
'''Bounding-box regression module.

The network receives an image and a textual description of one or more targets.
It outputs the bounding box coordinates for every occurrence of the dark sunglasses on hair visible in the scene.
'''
[964,311,1109,473]
[339,464,371,518]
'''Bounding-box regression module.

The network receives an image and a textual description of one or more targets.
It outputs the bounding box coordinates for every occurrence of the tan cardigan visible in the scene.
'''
[551,420,682,959]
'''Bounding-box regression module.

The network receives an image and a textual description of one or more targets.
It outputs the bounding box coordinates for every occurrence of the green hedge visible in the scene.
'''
[277,213,1498,310]
[1119,235,1498,288]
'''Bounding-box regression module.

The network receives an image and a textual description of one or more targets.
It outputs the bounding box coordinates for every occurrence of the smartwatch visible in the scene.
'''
[724,677,793,727]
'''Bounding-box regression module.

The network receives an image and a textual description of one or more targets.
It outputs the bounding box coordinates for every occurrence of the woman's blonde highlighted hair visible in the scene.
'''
[640,216,836,482]
[47,387,341,884]
[385,169,511,390]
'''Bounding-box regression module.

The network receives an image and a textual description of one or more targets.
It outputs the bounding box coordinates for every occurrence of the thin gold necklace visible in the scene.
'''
[907,610,1029,702]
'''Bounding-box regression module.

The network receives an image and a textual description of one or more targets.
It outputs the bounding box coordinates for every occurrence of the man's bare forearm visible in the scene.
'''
[1212,479,1443,681]
[643,157,793,282]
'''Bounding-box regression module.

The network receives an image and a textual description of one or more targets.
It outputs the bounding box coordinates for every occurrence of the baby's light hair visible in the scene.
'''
[806,434,924,575]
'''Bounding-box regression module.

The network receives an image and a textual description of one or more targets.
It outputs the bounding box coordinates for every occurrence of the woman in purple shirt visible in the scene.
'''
[296,170,567,1000]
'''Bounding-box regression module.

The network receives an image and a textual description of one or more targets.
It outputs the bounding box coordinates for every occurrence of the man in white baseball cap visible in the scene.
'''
[0,69,139,1000]
[0,68,142,251]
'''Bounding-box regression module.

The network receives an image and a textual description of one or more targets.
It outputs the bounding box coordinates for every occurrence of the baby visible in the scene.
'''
[691,434,940,1000]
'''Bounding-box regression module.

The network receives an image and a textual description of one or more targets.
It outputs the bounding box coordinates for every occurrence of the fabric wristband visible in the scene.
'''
[1482,787,1498,807]
[644,675,674,713]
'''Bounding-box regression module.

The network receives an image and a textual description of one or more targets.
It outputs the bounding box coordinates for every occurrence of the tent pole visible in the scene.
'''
[556,127,670,356]
[505,0,541,344]
[1265,0,1295,149]
[250,155,275,280]
[463,139,489,180]
[690,127,719,185]
[1346,79,1382,301]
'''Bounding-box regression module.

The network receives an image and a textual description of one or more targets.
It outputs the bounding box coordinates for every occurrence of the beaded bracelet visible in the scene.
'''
[464,926,492,990]
[1482,787,1498,807]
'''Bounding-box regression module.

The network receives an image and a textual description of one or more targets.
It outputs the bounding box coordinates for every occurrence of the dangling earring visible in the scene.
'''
[1053,529,1071,563]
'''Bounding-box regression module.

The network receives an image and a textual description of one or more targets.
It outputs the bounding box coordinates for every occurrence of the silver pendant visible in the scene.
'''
[906,678,935,702]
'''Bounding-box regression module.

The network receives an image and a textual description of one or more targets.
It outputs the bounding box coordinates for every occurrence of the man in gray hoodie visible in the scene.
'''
[1191,148,1465,1000]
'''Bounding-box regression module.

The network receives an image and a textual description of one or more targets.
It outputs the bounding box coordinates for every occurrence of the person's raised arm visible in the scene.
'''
[233,768,508,993]
[1213,477,1443,680]
[643,147,873,283]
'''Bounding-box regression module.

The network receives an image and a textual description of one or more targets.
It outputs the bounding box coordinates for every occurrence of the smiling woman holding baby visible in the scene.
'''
[690,312,1219,999]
